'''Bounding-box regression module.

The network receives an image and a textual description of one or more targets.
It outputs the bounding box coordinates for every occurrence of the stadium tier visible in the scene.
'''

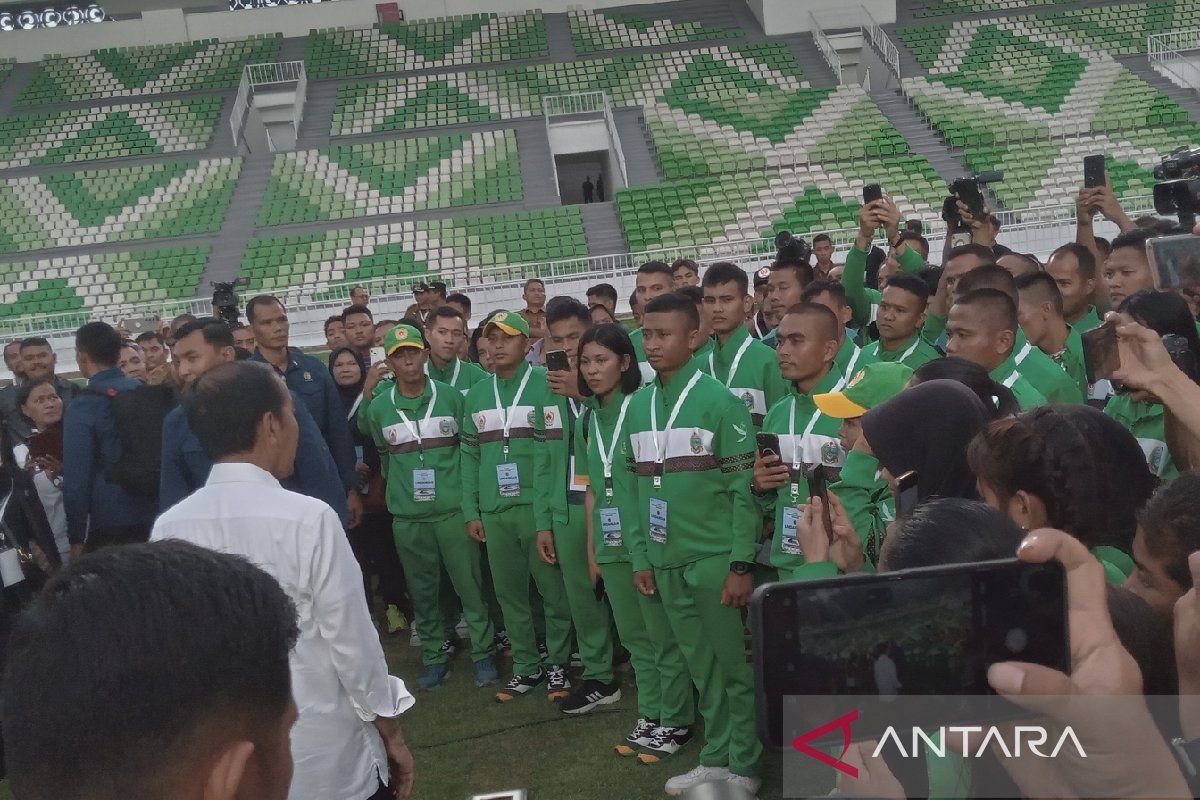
[0,97,223,170]
[306,12,548,78]
[567,8,743,53]
[257,129,522,226]
[0,158,241,254]
[0,60,13,90]
[15,35,282,106]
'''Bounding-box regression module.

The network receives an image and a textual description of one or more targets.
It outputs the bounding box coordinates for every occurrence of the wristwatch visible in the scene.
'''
[729,561,755,575]
[890,234,905,249]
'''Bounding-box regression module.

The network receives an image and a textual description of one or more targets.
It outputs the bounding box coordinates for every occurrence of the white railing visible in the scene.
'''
[1149,29,1200,91]
[230,72,251,147]
[603,99,629,188]
[293,65,307,132]
[861,4,901,81]
[810,12,843,84]
[542,91,607,117]
[245,60,305,86]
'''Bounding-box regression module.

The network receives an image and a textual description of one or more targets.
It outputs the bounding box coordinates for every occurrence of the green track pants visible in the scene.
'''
[393,513,495,667]
[482,505,574,676]
[656,554,763,778]
[554,504,614,682]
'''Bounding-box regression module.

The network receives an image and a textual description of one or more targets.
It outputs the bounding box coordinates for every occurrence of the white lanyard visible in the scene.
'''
[391,380,438,461]
[1001,369,1021,388]
[869,336,921,363]
[424,358,461,386]
[568,398,582,418]
[649,371,702,487]
[708,334,753,388]
[493,368,533,457]
[838,344,863,390]
[1014,341,1034,366]
[593,395,632,499]
[346,393,363,421]
[789,396,824,498]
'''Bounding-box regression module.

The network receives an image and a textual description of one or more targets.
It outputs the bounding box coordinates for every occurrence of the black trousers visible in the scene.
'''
[366,781,392,800]
[83,523,150,553]
[347,512,411,617]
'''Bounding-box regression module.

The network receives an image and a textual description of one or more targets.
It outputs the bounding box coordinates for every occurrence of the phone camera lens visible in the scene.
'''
[1005,628,1028,654]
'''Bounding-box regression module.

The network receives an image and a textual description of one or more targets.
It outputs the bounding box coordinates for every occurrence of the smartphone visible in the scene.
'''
[545,349,570,372]
[369,346,387,365]
[952,177,986,222]
[756,432,781,461]
[862,184,883,204]
[805,468,828,500]
[895,469,920,517]
[124,316,159,337]
[1146,232,1200,292]
[1082,322,1121,385]
[750,558,1068,748]
[1083,154,1106,189]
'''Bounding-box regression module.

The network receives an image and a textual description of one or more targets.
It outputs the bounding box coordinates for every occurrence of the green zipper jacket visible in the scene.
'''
[1047,326,1088,401]
[1012,331,1083,404]
[698,324,790,427]
[575,391,638,565]
[829,449,893,571]
[534,393,588,530]
[363,378,464,521]
[1073,305,1102,334]
[858,331,942,371]
[623,360,758,572]
[833,336,865,387]
[460,361,554,520]
[989,350,1048,410]
[843,244,926,331]
[426,356,488,396]
[1105,394,1178,480]
[630,327,654,385]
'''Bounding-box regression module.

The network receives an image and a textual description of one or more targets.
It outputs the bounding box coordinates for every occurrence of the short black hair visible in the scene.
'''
[75,321,122,368]
[185,361,287,460]
[701,262,748,295]
[884,273,931,306]
[576,323,641,398]
[671,258,699,274]
[1139,473,1200,589]
[812,233,833,246]
[643,292,700,330]
[341,304,374,323]
[323,315,342,335]
[946,243,996,265]
[174,317,234,350]
[956,263,1017,300]
[429,305,465,326]
[446,292,472,312]
[677,285,704,306]
[3,540,298,800]
[954,288,1018,334]
[545,295,591,328]
[1048,242,1097,280]
[1016,271,1065,316]
[886,498,1025,571]
[901,230,930,257]
[523,278,545,291]
[586,283,618,304]
[782,301,841,342]
[771,260,814,287]
[628,288,640,311]
[637,260,674,279]
[134,331,163,347]
[373,319,398,331]
[1111,227,1158,254]
[244,294,284,323]
[801,278,847,307]
[917,266,943,295]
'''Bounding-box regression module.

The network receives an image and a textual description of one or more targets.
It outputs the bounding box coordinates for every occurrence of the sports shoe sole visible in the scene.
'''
[561,687,622,715]
[637,738,693,765]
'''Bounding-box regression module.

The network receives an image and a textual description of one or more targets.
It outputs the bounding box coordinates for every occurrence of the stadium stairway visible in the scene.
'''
[782,34,841,88]
[611,107,663,188]
[0,62,34,118]
[871,88,972,183]
[543,6,578,59]
[200,155,275,286]
[296,80,338,150]
[1119,55,1200,125]
[513,120,566,206]
[580,201,629,257]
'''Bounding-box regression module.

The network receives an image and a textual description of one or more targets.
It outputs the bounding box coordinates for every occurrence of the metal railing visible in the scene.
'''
[245,60,305,86]
[230,73,251,147]
[602,98,629,188]
[1149,29,1200,92]
[542,91,608,117]
[810,12,843,84]
[293,65,308,133]
[861,4,901,81]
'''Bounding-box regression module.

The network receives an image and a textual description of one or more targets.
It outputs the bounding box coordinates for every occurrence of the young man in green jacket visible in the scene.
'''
[1046,243,1102,333]
[1016,272,1088,399]
[461,311,575,702]
[699,262,790,427]
[947,289,1047,410]
[842,197,926,333]
[361,324,499,690]
[801,281,865,383]
[1106,394,1178,480]
[624,292,762,797]
[535,297,619,714]
[859,274,942,370]
[425,305,488,395]
[630,261,675,385]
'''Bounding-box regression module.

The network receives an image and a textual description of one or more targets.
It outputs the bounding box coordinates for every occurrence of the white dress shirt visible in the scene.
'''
[151,462,414,800]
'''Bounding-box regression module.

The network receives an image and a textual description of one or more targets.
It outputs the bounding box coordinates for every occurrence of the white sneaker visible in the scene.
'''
[726,773,761,798]
[664,765,732,796]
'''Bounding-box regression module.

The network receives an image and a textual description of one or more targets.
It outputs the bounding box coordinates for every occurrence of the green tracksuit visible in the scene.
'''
[833,336,865,388]
[427,356,489,396]
[699,324,790,427]
[1105,394,1178,480]
[624,360,763,778]
[1073,305,1102,334]
[461,362,575,676]
[630,327,654,385]
[843,244,925,331]
[858,331,942,371]
[758,370,846,580]
[1048,326,1088,401]
[1012,331,1083,404]
[990,349,1048,410]
[364,378,495,667]
[575,392,693,726]
[535,394,615,683]
[829,449,893,570]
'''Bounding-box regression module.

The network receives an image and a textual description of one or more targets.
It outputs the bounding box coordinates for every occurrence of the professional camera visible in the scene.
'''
[211,277,250,325]
[941,171,1004,230]
[773,230,811,266]
[1153,146,1200,227]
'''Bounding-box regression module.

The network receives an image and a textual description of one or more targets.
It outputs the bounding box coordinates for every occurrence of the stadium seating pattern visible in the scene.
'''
[0,97,223,170]
[331,42,806,135]
[0,158,241,253]
[306,12,548,78]
[257,129,522,225]
[16,35,282,105]
[910,0,1075,19]
[0,60,13,90]
[241,208,589,295]
[568,9,743,53]
[0,245,208,320]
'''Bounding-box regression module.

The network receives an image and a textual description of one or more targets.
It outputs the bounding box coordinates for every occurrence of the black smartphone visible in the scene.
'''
[863,184,883,204]
[805,468,828,500]
[756,432,781,461]
[545,349,570,372]
[896,469,920,517]
[1082,322,1121,385]
[952,177,986,222]
[1083,154,1106,189]
[1146,232,1200,292]
[750,558,1069,748]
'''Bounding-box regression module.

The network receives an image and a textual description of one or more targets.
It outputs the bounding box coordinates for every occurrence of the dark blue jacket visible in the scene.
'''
[251,348,357,490]
[63,367,157,543]
[158,388,349,521]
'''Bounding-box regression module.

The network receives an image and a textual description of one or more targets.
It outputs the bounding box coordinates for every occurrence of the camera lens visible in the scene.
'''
[1005,628,1028,654]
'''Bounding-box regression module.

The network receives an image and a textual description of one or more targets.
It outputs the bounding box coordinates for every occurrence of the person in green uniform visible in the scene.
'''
[843,197,927,333]
[1016,272,1088,399]
[574,322,695,759]
[801,281,864,381]
[752,303,849,581]
[946,289,1047,410]
[630,261,675,384]
[862,273,941,370]
[460,311,576,702]
[678,285,714,363]
[425,305,488,396]
[699,261,790,427]
[923,245,996,346]
[533,297,620,714]
[624,292,762,797]
[761,260,811,349]
[359,324,499,690]
[1046,243,1102,333]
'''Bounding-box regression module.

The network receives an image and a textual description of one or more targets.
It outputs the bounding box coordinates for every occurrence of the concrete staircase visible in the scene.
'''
[0,61,35,118]
[871,88,968,184]
[1119,55,1200,124]
[513,120,566,207]
[200,154,275,285]
[580,202,629,257]
[611,107,662,188]
[295,80,338,150]
[782,33,841,88]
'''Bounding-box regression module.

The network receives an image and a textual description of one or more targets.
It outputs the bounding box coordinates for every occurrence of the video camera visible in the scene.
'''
[1153,146,1200,227]
[210,277,250,326]
[773,230,811,266]
[941,171,1004,232]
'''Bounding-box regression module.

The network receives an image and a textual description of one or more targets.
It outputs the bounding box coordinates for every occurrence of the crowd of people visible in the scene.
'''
[2,180,1200,800]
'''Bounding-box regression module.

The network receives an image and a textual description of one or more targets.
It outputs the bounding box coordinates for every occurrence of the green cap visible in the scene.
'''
[815,361,914,418]
[384,323,425,356]
[483,310,530,338]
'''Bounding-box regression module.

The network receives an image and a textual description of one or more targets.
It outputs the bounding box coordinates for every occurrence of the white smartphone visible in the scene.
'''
[369,346,386,365]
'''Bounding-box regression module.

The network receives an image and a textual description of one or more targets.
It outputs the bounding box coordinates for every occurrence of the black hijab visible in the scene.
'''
[861,379,990,503]
[327,346,365,417]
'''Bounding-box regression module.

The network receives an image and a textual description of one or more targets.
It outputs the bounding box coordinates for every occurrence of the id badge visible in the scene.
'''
[781,506,801,555]
[568,455,588,493]
[599,507,622,548]
[497,462,521,497]
[648,497,668,544]
[413,468,436,503]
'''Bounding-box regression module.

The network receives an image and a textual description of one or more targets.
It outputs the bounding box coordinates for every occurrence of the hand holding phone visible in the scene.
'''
[1082,322,1121,385]
[753,433,789,493]
[369,345,387,366]
[863,184,883,204]
[1083,154,1106,189]
[545,349,571,372]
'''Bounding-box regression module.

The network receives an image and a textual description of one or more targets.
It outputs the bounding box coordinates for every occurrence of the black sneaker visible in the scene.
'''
[494,631,511,656]
[546,663,571,700]
[615,717,659,757]
[438,639,458,658]
[636,726,694,764]
[560,679,622,715]
[495,669,544,703]
[537,640,548,660]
